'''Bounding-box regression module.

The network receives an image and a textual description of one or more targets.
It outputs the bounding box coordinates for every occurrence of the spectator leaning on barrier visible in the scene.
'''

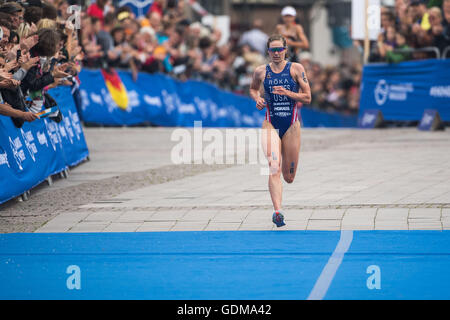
[387,30,412,63]
[0,20,38,127]
[0,0,84,129]
[20,28,70,122]
[428,6,448,53]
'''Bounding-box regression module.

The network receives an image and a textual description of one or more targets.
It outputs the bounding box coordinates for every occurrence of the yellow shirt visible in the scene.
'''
[421,12,431,31]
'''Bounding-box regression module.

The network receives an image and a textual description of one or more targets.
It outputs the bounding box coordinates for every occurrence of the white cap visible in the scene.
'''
[281,6,297,17]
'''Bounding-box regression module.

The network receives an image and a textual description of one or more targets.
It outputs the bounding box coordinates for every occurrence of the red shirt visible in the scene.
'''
[87,3,104,23]
[147,2,163,16]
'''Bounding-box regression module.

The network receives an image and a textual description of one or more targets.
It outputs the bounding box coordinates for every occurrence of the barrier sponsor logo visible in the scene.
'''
[64,116,74,144]
[80,90,89,111]
[45,119,60,151]
[374,79,389,105]
[195,97,208,118]
[179,103,196,114]
[127,90,140,111]
[69,111,82,140]
[20,129,38,162]
[90,92,103,105]
[429,86,450,98]
[36,131,48,147]
[161,90,177,115]
[9,136,26,170]
[0,148,10,168]
[422,113,434,126]
[374,79,414,106]
[143,95,162,107]
[361,112,376,126]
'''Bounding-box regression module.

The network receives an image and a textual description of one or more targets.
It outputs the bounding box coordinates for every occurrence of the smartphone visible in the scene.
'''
[16,49,21,62]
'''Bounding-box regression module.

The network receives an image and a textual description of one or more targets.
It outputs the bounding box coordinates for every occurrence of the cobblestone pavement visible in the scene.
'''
[1,127,449,233]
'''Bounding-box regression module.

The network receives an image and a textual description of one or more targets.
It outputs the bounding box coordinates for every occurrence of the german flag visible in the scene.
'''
[101,68,128,110]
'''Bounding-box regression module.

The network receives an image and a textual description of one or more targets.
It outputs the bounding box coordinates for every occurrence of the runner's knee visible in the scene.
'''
[283,162,296,183]
[269,160,281,176]
[284,174,295,184]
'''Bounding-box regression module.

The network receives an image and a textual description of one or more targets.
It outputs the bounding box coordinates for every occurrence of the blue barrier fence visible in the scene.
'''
[359,59,450,122]
[78,69,358,128]
[0,86,90,205]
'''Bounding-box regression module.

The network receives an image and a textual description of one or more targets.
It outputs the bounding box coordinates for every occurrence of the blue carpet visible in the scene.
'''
[0,231,449,299]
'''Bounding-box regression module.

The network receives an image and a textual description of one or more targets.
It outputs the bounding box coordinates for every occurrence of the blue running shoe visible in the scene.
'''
[272,211,286,227]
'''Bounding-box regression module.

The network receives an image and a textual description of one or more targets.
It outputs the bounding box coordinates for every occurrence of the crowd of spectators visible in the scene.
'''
[0,0,78,126]
[79,1,362,114]
[367,0,450,62]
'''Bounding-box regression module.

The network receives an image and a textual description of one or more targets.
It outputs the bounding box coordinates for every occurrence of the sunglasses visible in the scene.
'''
[268,47,286,53]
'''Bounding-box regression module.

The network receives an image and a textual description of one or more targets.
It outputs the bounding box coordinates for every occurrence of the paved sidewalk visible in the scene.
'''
[34,127,450,233]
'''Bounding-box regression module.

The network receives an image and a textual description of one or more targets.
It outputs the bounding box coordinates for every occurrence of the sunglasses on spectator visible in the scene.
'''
[268,47,286,53]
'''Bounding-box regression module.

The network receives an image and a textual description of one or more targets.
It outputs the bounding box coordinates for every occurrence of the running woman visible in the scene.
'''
[249,34,311,227]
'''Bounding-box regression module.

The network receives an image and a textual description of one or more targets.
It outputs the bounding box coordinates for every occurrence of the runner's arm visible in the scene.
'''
[249,65,267,110]
[293,63,311,104]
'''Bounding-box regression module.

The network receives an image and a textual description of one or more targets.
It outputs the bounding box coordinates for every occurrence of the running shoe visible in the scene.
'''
[272,211,286,227]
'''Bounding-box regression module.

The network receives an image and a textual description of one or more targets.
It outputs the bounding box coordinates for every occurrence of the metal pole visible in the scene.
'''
[364,0,370,64]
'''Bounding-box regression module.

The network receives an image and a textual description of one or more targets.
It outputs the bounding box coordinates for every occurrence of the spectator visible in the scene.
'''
[410,1,434,49]
[276,6,309,62]
[386,30,412,63]
[41,1,58,20]
[87,0,107,24]
[147,0,165,17]
[23,5,43,26]
[37,17,57,30]
[96,12,115,60]
[443,0,450,57]
[238,18,269,56]
[0,2,24,32]
[410,0,431,30]
[378,26,398,59]
[428,6,448,53]
[381,10,396,33]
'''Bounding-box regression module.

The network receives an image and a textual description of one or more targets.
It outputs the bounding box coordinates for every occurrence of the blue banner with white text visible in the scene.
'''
[0,86,89,204]
[78,69,357,128]
[359,59,450,121]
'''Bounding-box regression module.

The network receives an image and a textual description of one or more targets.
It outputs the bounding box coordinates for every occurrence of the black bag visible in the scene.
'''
[44,92,62,123]
[1,87,27,128]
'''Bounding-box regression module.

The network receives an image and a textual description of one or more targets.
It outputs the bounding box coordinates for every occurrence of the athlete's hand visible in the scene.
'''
[255,97,266,110]
[272,86,291,97]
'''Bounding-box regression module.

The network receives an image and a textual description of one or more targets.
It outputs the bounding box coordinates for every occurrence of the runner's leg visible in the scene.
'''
[261,120,282,211]
[281,120,301,183]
